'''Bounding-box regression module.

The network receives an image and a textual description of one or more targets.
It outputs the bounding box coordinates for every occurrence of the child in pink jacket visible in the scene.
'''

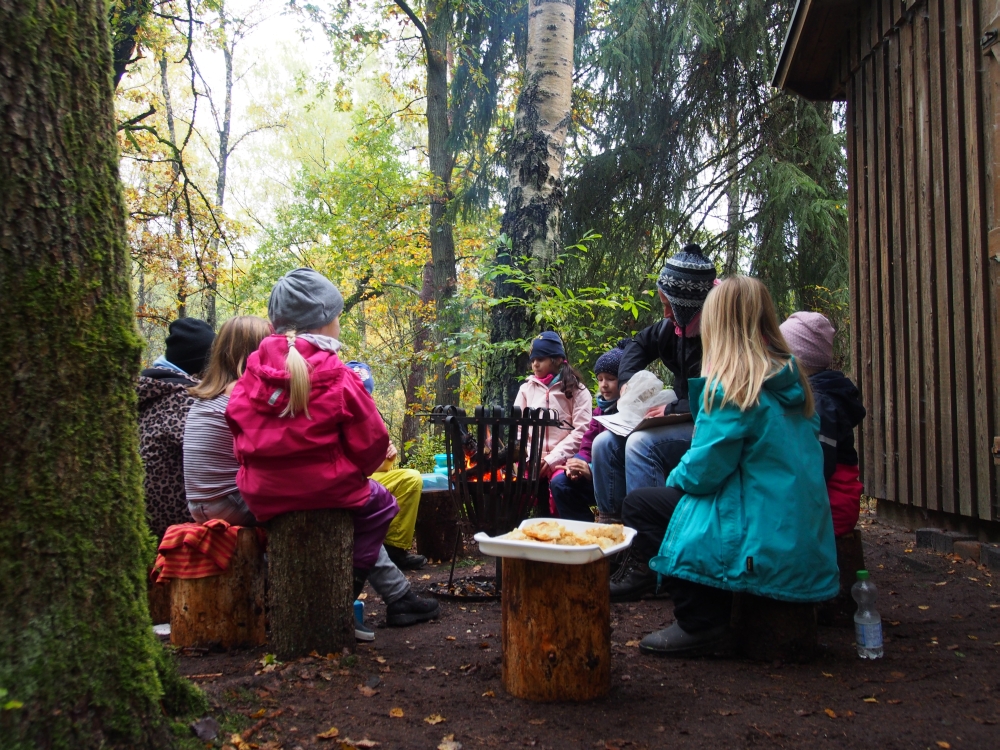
[226,268,398,598]
[513,331,593,480]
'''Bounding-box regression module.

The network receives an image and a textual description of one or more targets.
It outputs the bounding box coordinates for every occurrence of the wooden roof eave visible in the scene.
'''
[773,0,865,101]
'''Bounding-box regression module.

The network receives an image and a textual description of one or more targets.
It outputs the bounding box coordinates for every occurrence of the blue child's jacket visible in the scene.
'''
[650,359,840,602]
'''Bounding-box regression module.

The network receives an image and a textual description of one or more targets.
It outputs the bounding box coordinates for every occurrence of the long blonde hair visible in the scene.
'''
[189,316,271,400]
[281,331,312,419]
[700,276,813,417]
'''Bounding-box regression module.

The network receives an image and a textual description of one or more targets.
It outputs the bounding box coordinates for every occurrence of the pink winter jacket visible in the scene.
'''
[225,335,389,521]
[514,375,593,470]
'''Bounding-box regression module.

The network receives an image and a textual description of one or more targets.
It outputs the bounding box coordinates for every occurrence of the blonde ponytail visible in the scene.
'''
[281,331,313,419]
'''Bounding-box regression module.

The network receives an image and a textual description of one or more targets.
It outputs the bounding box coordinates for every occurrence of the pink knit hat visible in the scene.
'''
[779,311,835,371]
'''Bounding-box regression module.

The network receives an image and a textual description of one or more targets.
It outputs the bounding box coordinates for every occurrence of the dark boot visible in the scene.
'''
[638,622,732,657]
[610,551,657,602]
[384,544,427,570]
[386,590,440,626]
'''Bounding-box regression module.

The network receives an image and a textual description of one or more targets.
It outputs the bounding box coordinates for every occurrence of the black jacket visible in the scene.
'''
[618,319,703,401]
[810,369,866,481]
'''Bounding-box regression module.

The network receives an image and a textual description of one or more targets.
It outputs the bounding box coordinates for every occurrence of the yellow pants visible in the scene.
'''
[371,468,422,550]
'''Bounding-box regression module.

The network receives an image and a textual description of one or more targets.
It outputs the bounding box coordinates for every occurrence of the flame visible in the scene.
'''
[462,450,506,482]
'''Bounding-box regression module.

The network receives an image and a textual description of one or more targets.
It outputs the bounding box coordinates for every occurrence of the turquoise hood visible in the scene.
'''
[651,359,840,602]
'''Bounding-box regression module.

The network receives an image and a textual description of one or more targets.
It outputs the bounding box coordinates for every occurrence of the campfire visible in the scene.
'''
[424,405,563,597]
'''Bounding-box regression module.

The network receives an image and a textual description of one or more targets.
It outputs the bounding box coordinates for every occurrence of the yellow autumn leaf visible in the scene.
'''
[918,605,930,610]
[390,707,404,718]
[625,640,641,647]
[863,697,878,703]
[425,714,446,725]
[316,726,340,739]
[824,708,837,719]
[482,690,495,697]
[936,743,951,749]
[821,672,833,678]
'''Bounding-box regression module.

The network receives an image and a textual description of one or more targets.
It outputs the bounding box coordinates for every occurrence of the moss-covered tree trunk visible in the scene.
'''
[0,1,174,747]
[485,0,576,407]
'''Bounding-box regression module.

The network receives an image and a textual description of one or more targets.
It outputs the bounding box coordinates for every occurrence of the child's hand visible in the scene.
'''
[564,458,591,481]
[385,442,398,463]
[644,404,667,419]
[539,460,554,479]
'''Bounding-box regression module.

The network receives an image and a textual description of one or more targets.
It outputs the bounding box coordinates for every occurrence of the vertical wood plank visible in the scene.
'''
[943,0,974,517]
[865,49,883,498]
[847,77,862,430]
[900,10,926,510]
[888,29,910,509]
[928,0,956,512]
[876,38,896,503]
[915,1,942,510]
[856,60,873,493]
[965,0,997,520]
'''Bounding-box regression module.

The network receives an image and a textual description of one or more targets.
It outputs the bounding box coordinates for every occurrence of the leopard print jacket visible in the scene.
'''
[137,369,198,539]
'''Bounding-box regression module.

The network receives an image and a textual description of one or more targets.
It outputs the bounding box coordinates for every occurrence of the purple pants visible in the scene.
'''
[352,479,399,570]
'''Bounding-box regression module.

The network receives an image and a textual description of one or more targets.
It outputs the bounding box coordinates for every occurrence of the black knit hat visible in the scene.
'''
[529,331,566,360]
[656,244,717,327]
[594,340,628,377]
[165,318,216,376]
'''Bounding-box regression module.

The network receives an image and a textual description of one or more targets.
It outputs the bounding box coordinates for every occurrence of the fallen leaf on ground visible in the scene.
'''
[918,605,930,610]
[389,708,404,718]
[357,593,367,600]
[969,635,978,640]
[946,644,959,650]
[421,575,431,580]
[375,656,387,664]
[529,719,545,725]
[863,697,878,703]
[425,714,446,725]
[625,640,640,647]
[316,727,339,739]
[357,685,378,697]
[794,710,812,717]
[353,740,380,748]
[888,700,902,705]
[424,666,437,671]
[824,709,837,719]
[990,604,1000,609]
[936,743,951,749]
[250,709,266,719]
[935,582,947,586]
[438,734,463,750]
[717,710,740,716]
[888,621,900,626]
[821,672,833,678]
[446,636,456,641]
[482,691,495,697]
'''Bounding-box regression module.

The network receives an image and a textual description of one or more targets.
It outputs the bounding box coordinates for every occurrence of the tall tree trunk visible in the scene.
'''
[160,53,190,319]
[724,105,741,276]
[0,1,174,746]
[485,0,575,408]
[401,262,434,462]
[425,1,460,407]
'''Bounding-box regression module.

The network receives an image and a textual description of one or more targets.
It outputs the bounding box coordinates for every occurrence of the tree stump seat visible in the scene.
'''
[501,557,611,702]
[266,509,354,659]
[170,527,266,650]
[730,592,818,663]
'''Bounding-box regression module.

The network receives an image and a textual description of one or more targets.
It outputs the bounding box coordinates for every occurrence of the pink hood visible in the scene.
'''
[225,335,389,521]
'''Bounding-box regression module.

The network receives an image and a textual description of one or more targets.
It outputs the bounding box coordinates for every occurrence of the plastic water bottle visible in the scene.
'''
[851,570,884,659]
[353,599,365,627]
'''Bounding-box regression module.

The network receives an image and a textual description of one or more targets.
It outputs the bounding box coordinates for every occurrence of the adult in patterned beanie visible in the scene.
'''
[594,245,718,602]
[656,243,718,329]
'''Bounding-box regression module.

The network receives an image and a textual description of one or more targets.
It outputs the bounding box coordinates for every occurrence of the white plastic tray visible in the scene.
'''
[474,518,636,565]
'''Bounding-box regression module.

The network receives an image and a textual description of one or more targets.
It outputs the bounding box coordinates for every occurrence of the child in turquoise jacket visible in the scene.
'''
[616,276,839,657]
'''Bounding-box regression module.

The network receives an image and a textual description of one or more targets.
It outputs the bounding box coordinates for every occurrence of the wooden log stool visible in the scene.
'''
[414,489,460,562]
[170,528,266,649]
[501,557,611,701]
[267,509,354,659]
[731,593,818,663]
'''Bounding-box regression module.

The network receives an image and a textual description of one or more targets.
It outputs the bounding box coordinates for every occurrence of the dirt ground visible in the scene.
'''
[175,512,1000,750]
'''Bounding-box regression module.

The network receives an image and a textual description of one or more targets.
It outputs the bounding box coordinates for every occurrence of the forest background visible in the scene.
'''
[116,0,848,471]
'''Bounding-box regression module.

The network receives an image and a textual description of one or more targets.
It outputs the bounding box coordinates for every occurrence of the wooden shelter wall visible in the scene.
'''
[843,0,997,521]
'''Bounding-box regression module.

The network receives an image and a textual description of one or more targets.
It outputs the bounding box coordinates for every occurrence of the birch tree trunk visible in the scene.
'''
[0,0,176,745]
[486,0,576,407]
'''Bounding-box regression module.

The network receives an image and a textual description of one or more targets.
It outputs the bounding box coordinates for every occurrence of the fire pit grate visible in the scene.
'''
[423,405,564,598]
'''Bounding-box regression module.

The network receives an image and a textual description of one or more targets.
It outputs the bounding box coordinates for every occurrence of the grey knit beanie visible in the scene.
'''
[268,268,344,334]
[780,311,835,371]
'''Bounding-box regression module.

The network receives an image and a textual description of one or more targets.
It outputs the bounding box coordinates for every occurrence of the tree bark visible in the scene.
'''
[424,1,461,408]
[170,528,266,649]
[485,0,575,407]
[501,557,610,701]
[401,262,434,459]
[0,1,173,746]
[267,510,354,659]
